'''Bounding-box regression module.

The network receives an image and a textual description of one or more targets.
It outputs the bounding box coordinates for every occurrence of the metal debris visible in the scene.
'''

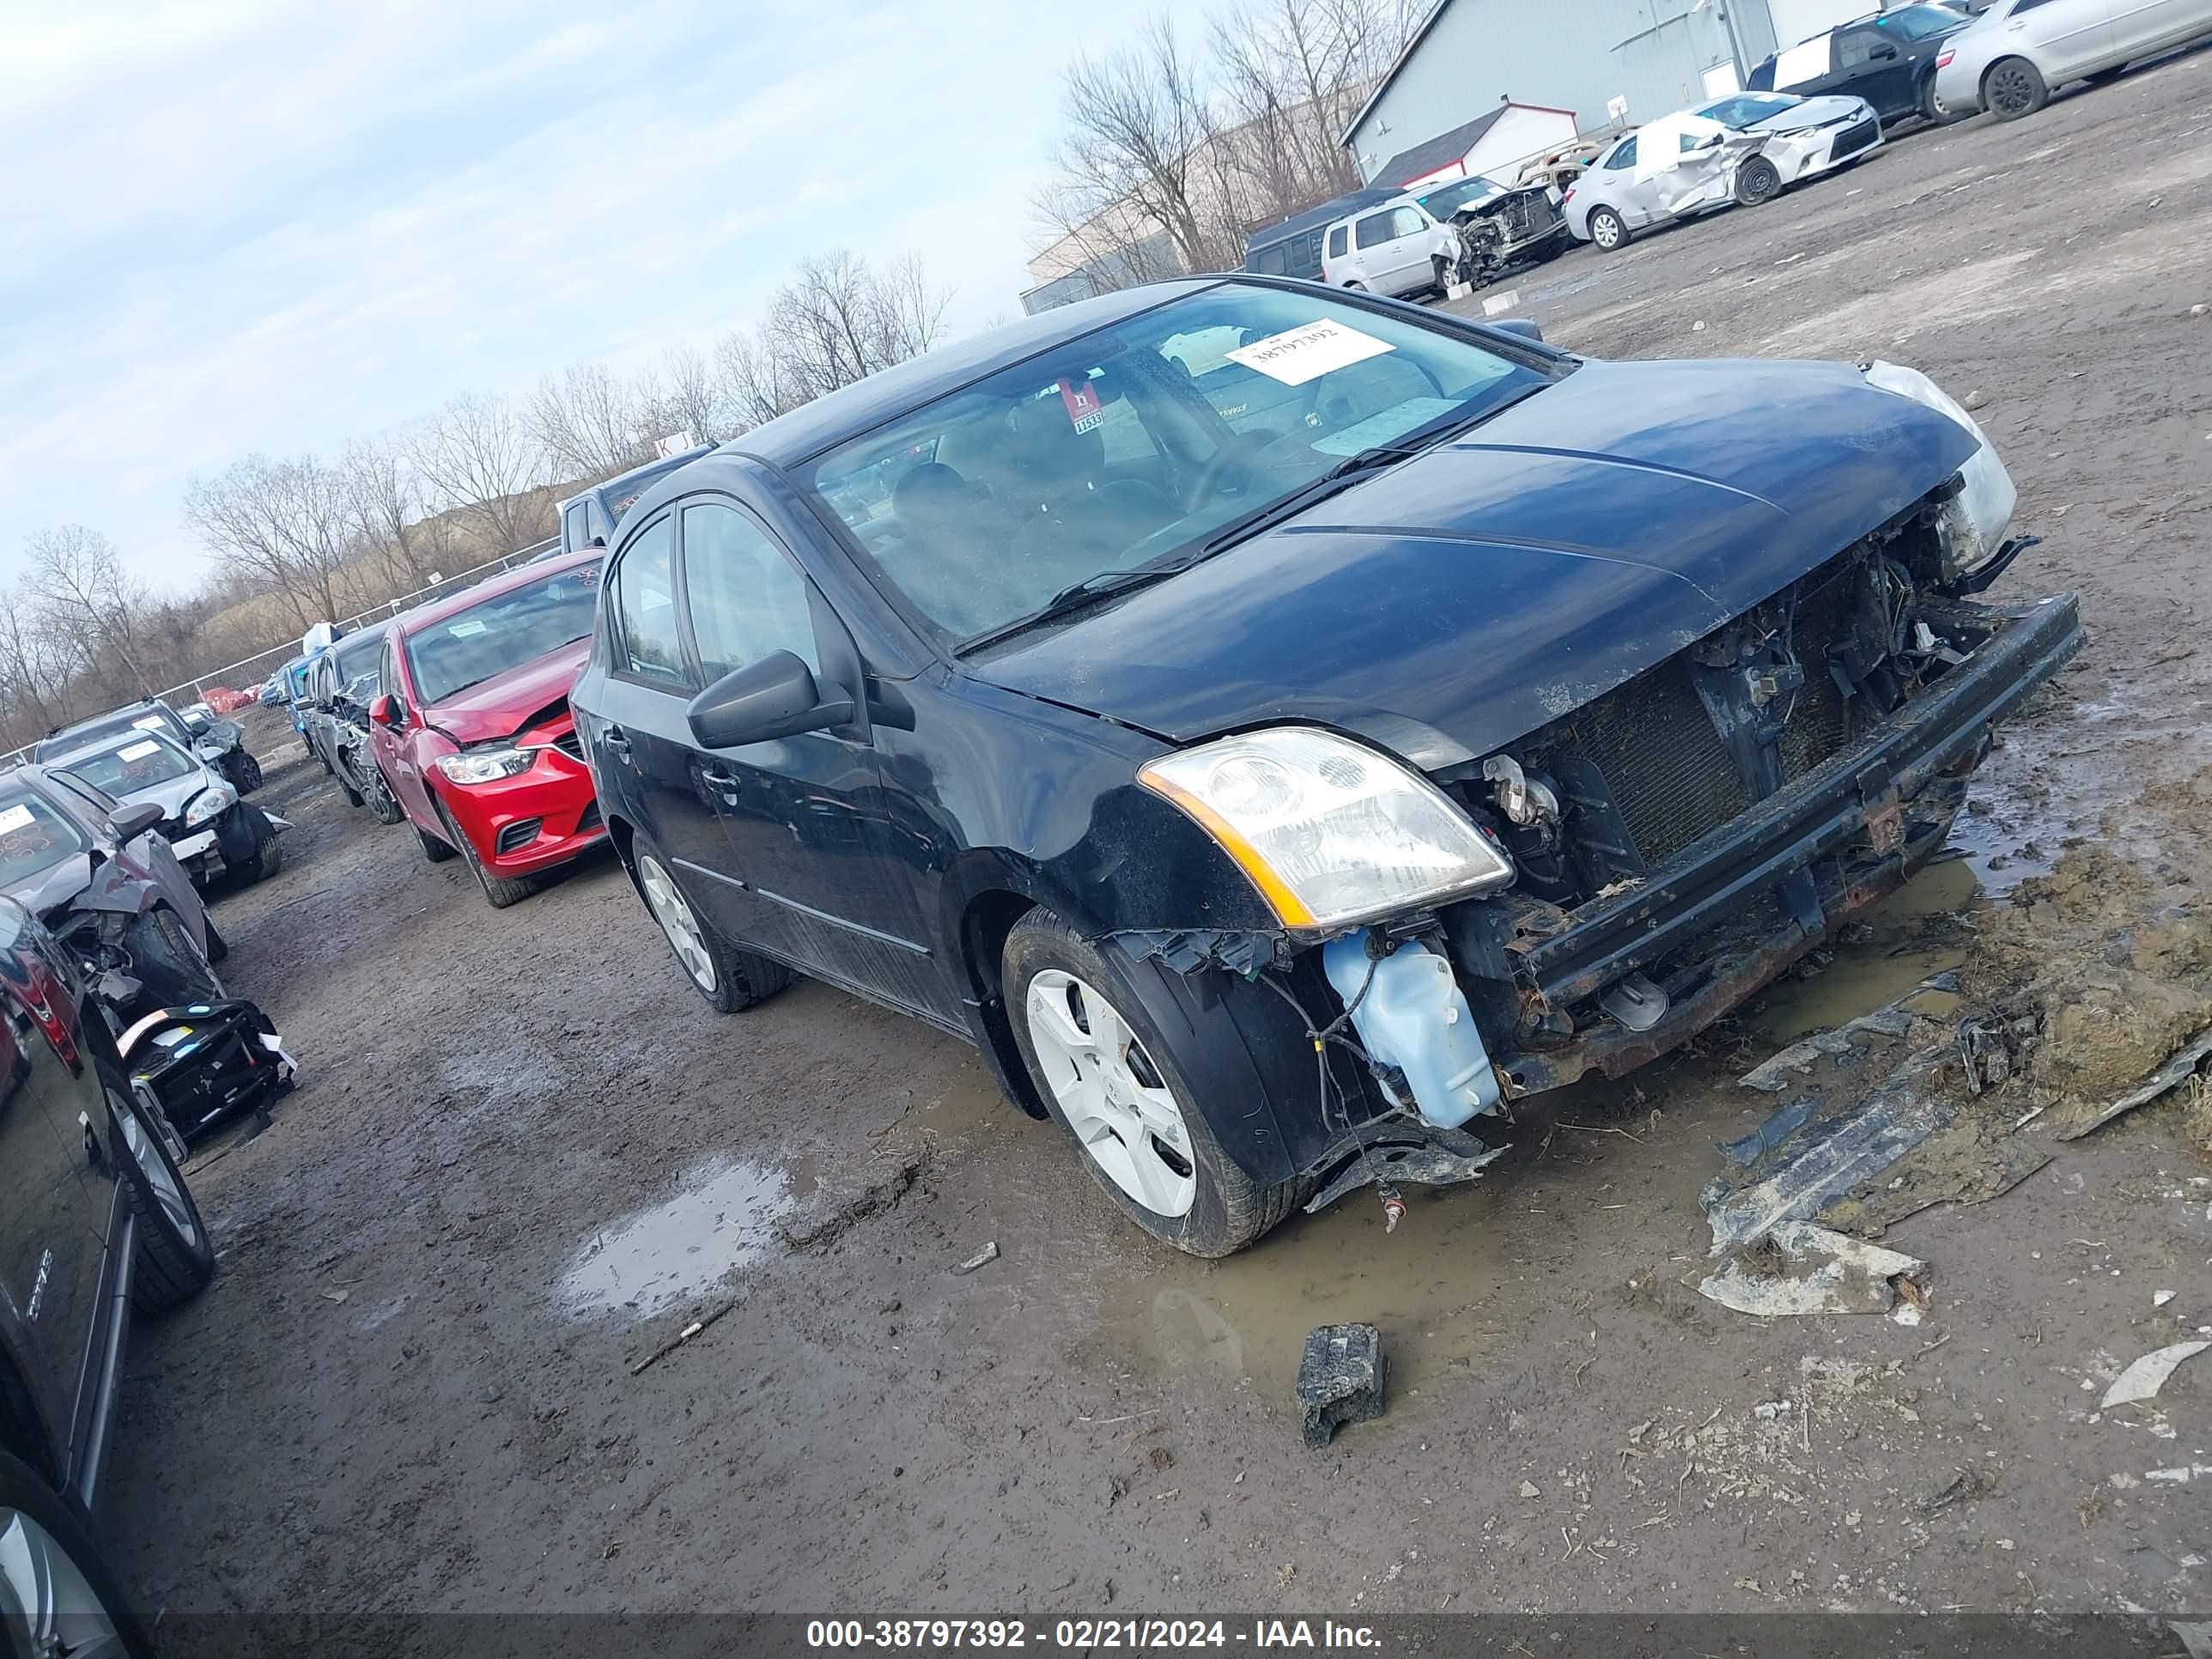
[1296,1323,1386,1449]
[2100,1340,2209,1409]
[951,1241,1000,1276]
[1698,1221,1929,1317]
[2058,1022,2212,1141]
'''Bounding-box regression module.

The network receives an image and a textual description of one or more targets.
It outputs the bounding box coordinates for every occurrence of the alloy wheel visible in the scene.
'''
[638,855,714,994]
[1024,969,1196,1218]
[116,1097,201,1251]
[0,1508,130,1659]
[1592,212,1621,250]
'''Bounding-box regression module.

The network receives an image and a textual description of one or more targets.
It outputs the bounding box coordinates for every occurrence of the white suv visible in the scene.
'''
[1319,196,1458,298]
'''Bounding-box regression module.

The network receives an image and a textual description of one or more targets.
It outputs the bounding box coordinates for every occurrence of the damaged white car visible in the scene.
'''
[1564,92,1883,252]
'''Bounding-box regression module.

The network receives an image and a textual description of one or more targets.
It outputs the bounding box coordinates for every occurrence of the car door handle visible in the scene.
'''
[602,725,631,759]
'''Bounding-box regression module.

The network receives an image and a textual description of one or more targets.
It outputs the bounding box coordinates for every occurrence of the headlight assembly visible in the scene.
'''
[1137,726,1515,932]
[182,784,236,827]
[433,747,538,786]
[1863,359,2017,568]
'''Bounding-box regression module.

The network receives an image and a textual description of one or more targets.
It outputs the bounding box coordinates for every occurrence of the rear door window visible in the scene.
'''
[608,516,689,688]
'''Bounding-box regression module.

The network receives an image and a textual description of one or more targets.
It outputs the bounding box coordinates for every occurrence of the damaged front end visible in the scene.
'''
[1131,369,2078,1218]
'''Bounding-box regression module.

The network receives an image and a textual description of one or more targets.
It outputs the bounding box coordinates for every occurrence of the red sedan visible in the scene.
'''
[367,551,608,907]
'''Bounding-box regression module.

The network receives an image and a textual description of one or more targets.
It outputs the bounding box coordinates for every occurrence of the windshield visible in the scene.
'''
[1416,176,1507,218]
[1696,92,1803,129]
[599,458,690,524]
[0,787,87,890]
[796,284,1549,646]
[405,562,604,704]
[331,632,385,693]
[1880,5,1961,40]
[57,732,197,797]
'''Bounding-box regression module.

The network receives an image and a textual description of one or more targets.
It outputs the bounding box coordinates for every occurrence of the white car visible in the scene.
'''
[1933,0,2212,119]
[1563,92,1882,252]
[1318,197,1459,297]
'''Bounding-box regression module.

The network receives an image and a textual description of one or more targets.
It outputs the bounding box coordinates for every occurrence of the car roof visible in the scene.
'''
[394,545,605,635]
[720,280,1218,467]
[46,723,191,769]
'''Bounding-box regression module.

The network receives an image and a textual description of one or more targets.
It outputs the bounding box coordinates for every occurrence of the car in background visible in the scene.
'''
[1410,173,1571,274]
[302,622,398,815]
[0,763,226,1017]
[571,276,2076,1258]
[0,891,216,1658]
[554,447,716,558]
[36,698,263,795]
[1750,5,1971,124]
[1319,196,1459,296]
[1564,94,1881,251]
[258,671,289,706]
[366,551,608,907]
[47,727,284,890]
[1933,0,2212,119]
[1243,186,1401,283]
[1515,137,1610,192]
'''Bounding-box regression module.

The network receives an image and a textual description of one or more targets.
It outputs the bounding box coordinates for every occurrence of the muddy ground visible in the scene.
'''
[104,52,2212,1641]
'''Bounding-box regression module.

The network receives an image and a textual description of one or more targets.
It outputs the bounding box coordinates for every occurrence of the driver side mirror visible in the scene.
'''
[109,800,163,842]
[1869,42,1898,59]
[688,653,854,749]
[370,694,404,730]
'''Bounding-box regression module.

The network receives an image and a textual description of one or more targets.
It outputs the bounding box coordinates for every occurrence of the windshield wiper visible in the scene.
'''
[958,560,1198,654]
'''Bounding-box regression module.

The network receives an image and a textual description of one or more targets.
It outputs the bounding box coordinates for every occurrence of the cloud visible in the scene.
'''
[0,0,1231,592]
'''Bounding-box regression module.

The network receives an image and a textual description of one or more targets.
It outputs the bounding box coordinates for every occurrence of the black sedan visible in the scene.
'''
[0,896,215,1654]
[572,277,2076,1256]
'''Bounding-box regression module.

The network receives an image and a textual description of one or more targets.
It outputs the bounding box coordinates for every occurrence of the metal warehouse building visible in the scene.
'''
[1343,0,1872,183]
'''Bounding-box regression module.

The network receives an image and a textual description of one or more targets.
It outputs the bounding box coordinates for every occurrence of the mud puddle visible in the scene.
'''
[1095,1179,1515,1395]
[557,1157,799,1318]
[1747,857,1981,1045]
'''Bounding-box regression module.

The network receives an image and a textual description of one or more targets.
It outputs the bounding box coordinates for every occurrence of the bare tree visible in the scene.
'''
[21,525,158,698]
[758,250,954,404]
[1211,0,1415,210]
[0,585,79,734]
[649,343,734,447]
[526,364,659,484]
[341,434,435,592]
[411,392,546,555]
[182,455,359,627]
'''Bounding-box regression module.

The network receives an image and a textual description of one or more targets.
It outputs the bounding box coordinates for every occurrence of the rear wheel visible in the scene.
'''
[1587,206,1628,252]
[1734,155,1784,206]
[1002,909,1308,1257]
[363,763,405,825]
[436,799,538,908]
[106,1073,216,1315]
[631,839,792,1012]
[0,1447,156,1658]
[1984,57,2048,118]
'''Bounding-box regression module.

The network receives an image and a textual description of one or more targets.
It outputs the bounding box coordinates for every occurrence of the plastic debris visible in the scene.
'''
[2101,1340,2209,1408]
[1698,1221,1929,1317]
[2170,1620,2212,1659]
[2155,1290,2176,1308]
[1297,1323,1386,1449]
[951,1241,1000,1276]
[2058,1023,2212,1141]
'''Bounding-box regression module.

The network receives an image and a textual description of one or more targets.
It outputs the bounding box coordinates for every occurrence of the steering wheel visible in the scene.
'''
[1188,430,1282,507]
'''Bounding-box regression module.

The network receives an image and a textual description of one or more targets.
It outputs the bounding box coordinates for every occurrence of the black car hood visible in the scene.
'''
[969,357,1981,770]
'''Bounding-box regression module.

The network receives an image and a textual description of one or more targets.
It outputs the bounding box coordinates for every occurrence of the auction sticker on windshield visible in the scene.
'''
[0,805,33,835]
[447,620,488,638]
[118,740,161,762]
[131,714,166,731]
[1226,319,1394,386]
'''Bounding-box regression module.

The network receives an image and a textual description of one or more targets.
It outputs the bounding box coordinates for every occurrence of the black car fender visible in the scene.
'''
[75,859,162,922]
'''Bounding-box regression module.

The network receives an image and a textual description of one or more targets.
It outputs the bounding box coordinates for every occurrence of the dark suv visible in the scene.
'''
[0,895,216,1655]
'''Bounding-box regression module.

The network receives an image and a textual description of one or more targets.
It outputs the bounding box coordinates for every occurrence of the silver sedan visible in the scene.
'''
[1934,0,2212,119]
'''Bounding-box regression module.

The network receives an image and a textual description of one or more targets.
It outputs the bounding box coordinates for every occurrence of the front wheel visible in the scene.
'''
[224,749,263,793]
[433,799,537,908]
[125,906,223,1008]
[1984,56,2049,119]
[631,838,792,1012]
[0,1447,156,1657]
[108,1074,216,1314]
[1734,155,1784,206]
[1587,206,1628,252]
[1002,909,1306,1257]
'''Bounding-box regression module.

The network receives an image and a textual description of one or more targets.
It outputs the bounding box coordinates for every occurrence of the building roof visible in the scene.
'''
[1373,105,1511,185]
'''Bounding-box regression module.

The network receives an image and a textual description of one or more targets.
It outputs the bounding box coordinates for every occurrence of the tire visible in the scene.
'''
[334,756,364,809]
[1431,255,1453,295]
[415,820,458,863]
[204,917,228,964]
[435,799,538,908]
[224,749,263,793]
[0,1446,157,1657]
[630,838,793,1012]
[105,1070,216,1315]
[1001,908,1307,1258]
[2083,64,2128,86]
[1734,154,1784,206]
[127,905,224,1007]
[231,805,282,884]
[1341,280,1366,291]
[364,762,405,826]
[1587,206,1628,252]
[1919,75,1958,124]
[1984,56,2048,119]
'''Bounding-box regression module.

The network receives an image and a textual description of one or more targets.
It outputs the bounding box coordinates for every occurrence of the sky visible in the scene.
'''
[0,0,1231,592]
